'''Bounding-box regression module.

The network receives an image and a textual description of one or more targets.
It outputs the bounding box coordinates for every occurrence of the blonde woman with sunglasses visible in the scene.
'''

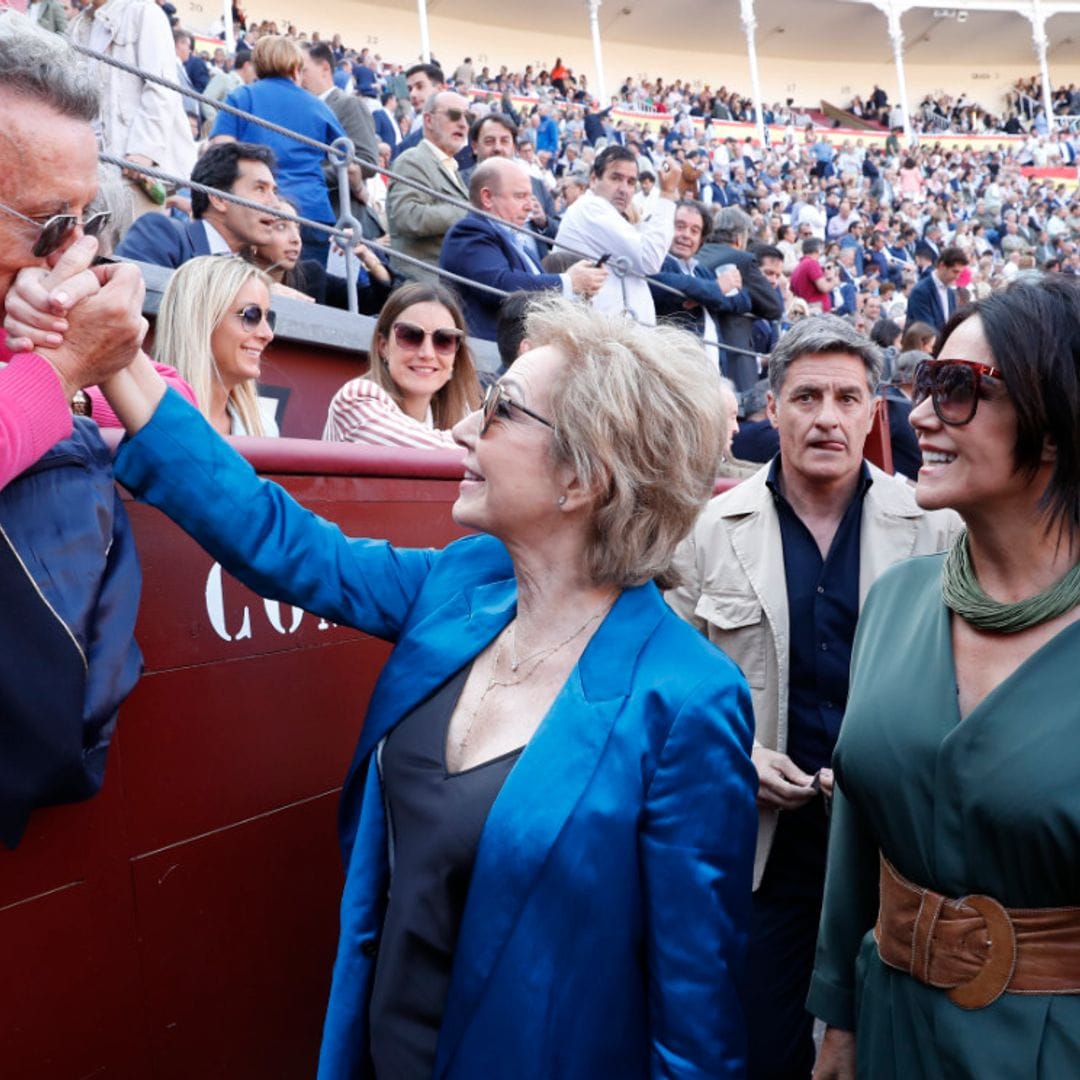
[154,256,278,437]
[323,281,480,449]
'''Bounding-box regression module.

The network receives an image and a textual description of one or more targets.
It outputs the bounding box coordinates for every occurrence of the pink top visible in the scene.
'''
[0,350,73,491]
[323,377,462,452]
[0,340,197,491]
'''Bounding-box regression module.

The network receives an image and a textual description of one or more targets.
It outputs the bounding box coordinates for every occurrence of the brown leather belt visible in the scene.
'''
[874,854,1080,1009]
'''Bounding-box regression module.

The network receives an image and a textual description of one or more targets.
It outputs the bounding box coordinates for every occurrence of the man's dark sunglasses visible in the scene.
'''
[235,304,276,332]
[436,107,476,124]
[912,358,1003,426]
[480,382,554,436]
[0,198,111,258]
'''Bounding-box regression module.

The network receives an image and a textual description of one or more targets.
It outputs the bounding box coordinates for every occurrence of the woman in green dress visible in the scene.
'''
[809,275,1080,1079]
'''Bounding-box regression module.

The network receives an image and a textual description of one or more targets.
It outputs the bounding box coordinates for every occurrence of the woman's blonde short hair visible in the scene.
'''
[153,255,273,436]
[253,35,303,80]
[524,295,727,589]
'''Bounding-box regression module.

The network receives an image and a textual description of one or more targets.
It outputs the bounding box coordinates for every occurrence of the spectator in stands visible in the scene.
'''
[493,289,533,369]
[251,195,391,312]
[650,198,750,359]
[154,255,278,436]
[0,11,144,846]
[83,292,756,1080]
[463,113,560,243]
[905,245,968,331]
[392,61,450,160]
[667,315,959,1080]
[201,46,254,132]
[324,281,479,448]
[69,0,196,219]
[696,206,784,390]
[730,378,779,463]
[174,27,209,92]
[116,142,279,267]
[386,90,471,282]
[439,158,606,340]
[880,347,926,480]
[300,41,380,232]
[30,0,68,32]
[790,236,832,313]
[553,145,679,324]
[210,35,345,264]
[900,319,937,354]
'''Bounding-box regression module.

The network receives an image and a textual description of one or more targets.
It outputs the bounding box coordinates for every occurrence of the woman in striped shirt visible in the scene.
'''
[324,282,481,449]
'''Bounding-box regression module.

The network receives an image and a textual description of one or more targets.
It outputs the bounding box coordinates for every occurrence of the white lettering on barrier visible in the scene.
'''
[206,563,336,641]
[206,562,252,642]
[263,598,304,635]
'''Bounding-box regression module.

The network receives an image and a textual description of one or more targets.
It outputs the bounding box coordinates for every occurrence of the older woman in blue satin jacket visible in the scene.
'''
[58,292,757,1079]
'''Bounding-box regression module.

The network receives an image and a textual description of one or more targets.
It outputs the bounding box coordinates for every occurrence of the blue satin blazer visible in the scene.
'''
[115,391,758,1080]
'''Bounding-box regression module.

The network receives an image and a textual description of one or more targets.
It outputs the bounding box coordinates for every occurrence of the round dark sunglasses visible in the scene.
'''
[480,382,554,437]
[234,304,276,332]
[0,198,111,258]
[391,321,464,356]
[912,359,1003,427]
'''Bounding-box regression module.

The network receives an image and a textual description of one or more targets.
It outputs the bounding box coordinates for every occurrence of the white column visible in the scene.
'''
[1028,1,1055,132]
[882,0,912,146]
[223,0,235,53]
[586,0,607,105]
[417,0,431,64]
[739,0,767,146]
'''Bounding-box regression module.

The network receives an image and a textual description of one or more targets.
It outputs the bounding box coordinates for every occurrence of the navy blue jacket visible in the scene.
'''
[0,418,142,846]
[439,212,564,340]
[905,272,955,331]
[116,215,213,269]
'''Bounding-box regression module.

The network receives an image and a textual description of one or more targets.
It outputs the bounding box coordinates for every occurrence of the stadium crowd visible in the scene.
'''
[22,0,1074,452]
[4,8,1080,1078]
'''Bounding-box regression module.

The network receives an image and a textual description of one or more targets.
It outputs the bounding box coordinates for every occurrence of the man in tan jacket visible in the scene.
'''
[667,315,959,1080]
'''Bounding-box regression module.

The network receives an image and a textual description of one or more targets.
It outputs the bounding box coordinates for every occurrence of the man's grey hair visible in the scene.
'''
[0,11,99,121]
[768,314,884,394]
[712,206,753,243]
[891,349,930,388]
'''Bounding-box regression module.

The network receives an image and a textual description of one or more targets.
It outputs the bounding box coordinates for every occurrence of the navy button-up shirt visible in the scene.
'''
[767,457,872,776]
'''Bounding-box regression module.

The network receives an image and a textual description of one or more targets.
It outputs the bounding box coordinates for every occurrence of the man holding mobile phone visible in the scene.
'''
[553,144,679,324]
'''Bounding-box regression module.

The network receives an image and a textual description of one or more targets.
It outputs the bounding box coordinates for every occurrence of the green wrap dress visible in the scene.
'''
[807,553,1080,1079]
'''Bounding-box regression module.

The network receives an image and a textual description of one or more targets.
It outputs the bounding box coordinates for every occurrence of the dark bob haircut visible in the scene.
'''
[935,274,1080,536]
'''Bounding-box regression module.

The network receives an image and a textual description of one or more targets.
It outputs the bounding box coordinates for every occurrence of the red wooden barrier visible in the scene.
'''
[0,443,469,1080]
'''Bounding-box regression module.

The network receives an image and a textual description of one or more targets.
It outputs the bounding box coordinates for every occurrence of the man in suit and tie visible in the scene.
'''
[461,113,560,245]
[115,142,278,268]
[386,90,472,282]
[904,245,968,332]
[439,158,607,340]
[696,206,784,391]
[650,199,752,370]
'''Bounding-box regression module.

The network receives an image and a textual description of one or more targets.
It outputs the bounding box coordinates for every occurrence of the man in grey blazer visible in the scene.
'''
[386,90,470,282]
[300,43,379,230]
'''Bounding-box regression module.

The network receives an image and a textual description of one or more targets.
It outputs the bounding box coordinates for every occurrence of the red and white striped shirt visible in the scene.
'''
[323,377,460,451]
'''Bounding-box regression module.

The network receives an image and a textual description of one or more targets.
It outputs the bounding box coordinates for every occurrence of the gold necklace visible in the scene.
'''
[455,602,614,760]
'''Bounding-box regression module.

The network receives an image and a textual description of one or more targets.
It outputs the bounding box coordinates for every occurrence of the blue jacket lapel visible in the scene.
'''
[338,575,517,857]
[433,582,667,1077]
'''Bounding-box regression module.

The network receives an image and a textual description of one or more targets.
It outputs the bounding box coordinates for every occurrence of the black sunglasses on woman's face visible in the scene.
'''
[912,358,1003,426]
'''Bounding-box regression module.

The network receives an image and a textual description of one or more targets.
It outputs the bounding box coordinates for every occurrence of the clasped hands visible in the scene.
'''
[752,745,834,809]
[4,236,147,401]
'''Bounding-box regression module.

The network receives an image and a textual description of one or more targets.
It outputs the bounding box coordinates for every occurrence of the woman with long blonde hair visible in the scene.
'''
[154,255,278,437]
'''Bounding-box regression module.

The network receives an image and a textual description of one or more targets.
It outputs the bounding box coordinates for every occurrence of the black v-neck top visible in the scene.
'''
[369,664,523,1079]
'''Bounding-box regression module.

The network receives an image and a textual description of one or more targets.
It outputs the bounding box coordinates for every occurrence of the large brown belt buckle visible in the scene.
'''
[946,894,1018,1009]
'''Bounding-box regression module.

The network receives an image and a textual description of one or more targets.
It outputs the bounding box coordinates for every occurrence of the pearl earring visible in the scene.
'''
[557,495,567,506]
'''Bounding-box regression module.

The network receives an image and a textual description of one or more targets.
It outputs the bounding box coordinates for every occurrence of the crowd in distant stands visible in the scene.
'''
[29,0,1080,458]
